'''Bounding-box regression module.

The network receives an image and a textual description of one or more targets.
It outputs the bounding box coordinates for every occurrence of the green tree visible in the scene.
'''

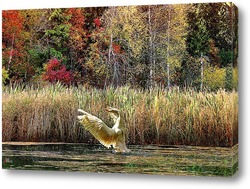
[45,9,71,62]
[21,9,52,80]
[187,4,210,57]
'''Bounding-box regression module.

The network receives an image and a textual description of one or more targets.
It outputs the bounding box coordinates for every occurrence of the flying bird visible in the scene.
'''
[77,107,131,153]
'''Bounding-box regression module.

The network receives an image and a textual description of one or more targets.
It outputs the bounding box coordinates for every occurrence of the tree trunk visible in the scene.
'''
[108,33,113,64]
[200,53,204,91]
[7,33,15,71]
[148,6,153,89]
[167,8,171,89]
[167,63,170,88]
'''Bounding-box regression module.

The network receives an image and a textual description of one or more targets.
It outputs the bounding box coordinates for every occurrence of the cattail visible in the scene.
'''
[2,84,238,147]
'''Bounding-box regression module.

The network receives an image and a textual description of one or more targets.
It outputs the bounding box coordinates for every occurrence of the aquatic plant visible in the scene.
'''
[2,84,238,147]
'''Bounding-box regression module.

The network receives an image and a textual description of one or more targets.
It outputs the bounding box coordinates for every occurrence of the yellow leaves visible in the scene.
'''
[204,67,226,91]
[102,6,146,57]
[204,67,239,91]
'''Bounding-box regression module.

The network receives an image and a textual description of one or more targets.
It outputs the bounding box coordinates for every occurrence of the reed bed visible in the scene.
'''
[2,84,238,147]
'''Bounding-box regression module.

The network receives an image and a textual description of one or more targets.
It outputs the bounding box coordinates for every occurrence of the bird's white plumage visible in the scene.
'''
[77,108,131,153]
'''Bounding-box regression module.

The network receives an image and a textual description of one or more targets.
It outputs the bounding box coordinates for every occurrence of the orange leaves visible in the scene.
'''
[2,10,23,39]
[112,43,122,54]
[67,8,85,30]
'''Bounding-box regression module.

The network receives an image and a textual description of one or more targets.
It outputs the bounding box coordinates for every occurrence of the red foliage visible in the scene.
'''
[94,18,101,28]
[42,58,74,85]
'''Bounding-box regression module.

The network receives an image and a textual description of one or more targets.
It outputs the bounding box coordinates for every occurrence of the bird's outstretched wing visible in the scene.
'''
[78,109,116,148]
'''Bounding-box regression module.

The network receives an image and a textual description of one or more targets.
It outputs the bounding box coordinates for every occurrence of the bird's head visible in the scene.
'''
[106,107,120,113]
[106,107,120,122]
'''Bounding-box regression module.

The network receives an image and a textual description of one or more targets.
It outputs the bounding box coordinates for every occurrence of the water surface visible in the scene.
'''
[2,143,238,176]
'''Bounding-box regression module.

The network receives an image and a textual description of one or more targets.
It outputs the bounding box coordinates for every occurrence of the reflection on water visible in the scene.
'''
[2,143,238,176]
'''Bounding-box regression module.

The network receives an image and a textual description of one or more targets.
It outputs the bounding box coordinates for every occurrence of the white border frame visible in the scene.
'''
[1,0,249,188]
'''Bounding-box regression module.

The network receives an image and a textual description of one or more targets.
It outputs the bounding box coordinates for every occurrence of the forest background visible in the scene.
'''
[2,3,238,90]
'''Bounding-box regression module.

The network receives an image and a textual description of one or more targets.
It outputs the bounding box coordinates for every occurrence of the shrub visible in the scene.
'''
[204,66,238,91]
[2,67,9,84]
[42,58,73,85]
[204,67,225,91]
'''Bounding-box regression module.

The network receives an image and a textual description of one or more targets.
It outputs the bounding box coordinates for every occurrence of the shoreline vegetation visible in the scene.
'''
[2,84,238,147]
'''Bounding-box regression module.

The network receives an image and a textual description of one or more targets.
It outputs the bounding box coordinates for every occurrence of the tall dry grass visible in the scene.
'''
[2,84,238,147]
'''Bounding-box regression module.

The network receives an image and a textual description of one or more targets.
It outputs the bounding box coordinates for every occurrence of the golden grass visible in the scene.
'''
[2,84,238,147]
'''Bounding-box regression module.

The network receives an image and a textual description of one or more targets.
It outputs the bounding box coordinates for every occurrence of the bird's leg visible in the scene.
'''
[112,143,119,153]
[123,143,131,153]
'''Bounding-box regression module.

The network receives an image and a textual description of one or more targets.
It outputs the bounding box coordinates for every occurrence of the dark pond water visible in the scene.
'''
[2,143,238,177]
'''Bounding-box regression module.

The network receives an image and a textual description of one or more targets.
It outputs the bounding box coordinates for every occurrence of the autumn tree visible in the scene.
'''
[2,10,28,82]
[21,9,51,81]
[131,5,189,88]
[101,6,138,87]
[2,4,237,90]
[200,2,238,67]
[65,8,88,82]
[185,3,238,90]
[158,4,189,88]
[82,15,110,88]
